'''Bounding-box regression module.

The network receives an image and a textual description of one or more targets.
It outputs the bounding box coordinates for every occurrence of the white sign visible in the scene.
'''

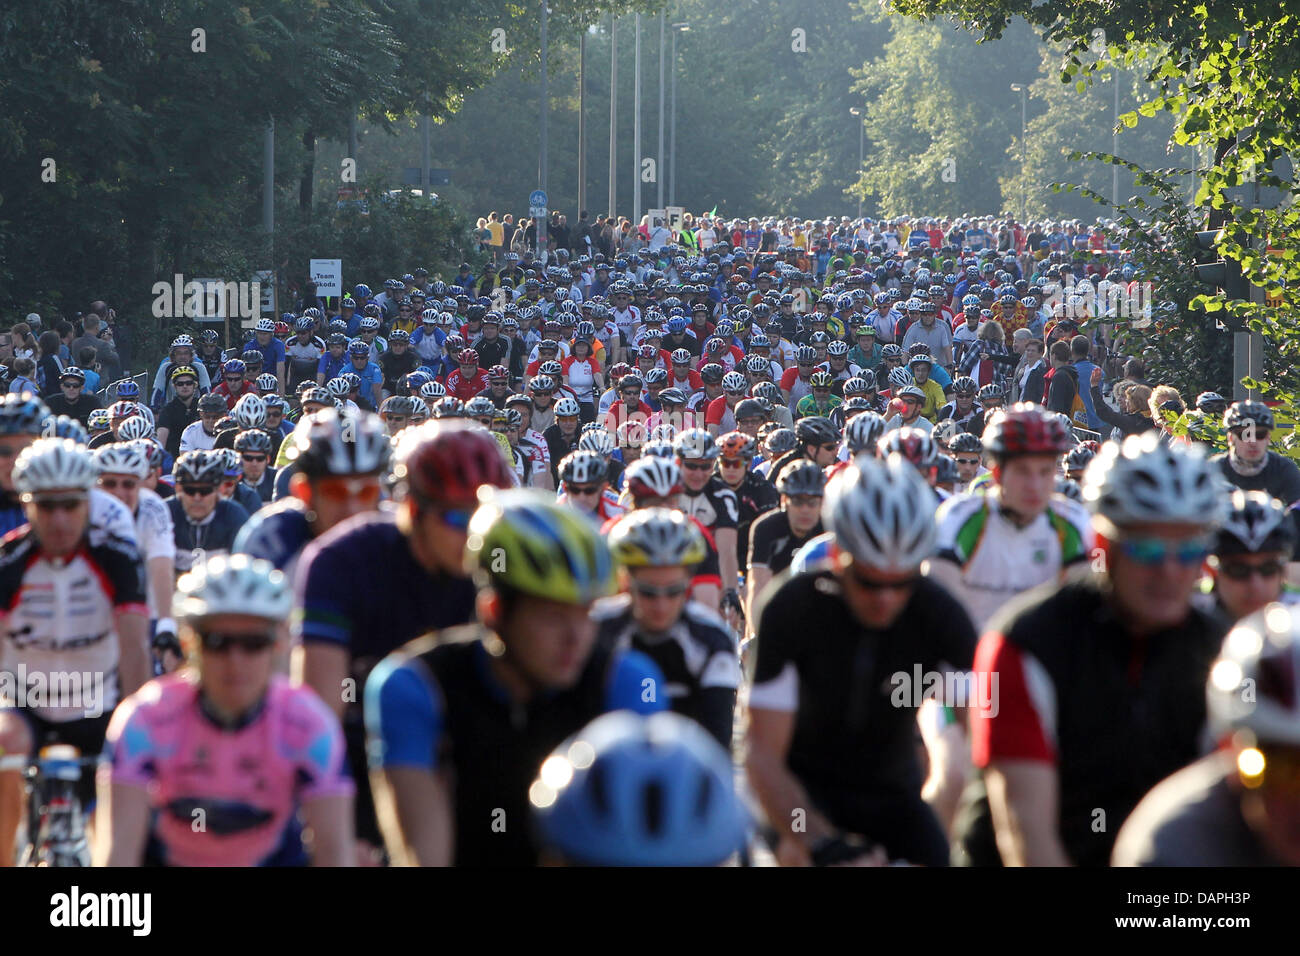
[666,206,685,231]
[254,270,275,315]
[648,209,666,228]
[310,259,342,296]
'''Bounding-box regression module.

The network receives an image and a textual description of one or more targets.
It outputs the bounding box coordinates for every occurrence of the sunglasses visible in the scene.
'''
[431,507,473,531]
[315,477,381,504]
[630,580,689,599]
[567,484,603,496]
[32,498,85,512]
[174,380,197,387]
[241,454,268,463]
[225,376,243,383]
[180,484,216,497]
[61,382,81,388]
[719,457,747,468]
[1231,428,1270,441]
[200,631,275,654]
[954,457,981,466]
[681,461,713,472]
[1118,535,1210,567]
[1218,560,1285,581]
[99,478,139,491]
[847,568,922,591]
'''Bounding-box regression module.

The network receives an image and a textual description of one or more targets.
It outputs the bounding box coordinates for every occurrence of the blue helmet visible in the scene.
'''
[347,339,370,357]
[666,316,688,333]
[353,283,372,299]
[115,379,140,400]
[530,711,749,866]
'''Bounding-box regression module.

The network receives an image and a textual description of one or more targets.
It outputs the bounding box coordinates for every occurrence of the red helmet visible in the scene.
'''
[638,344,659,360]
[717,431,756,462]
[392,420,513,506]
[487,365,509,382]
[457,348,480,367]
[877,426,939,468]
[981,403,1073,460]
[607,362,632,382]
[273,321,291,336]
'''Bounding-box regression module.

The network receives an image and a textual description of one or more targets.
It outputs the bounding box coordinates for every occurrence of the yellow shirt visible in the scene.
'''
[487,221,505,247]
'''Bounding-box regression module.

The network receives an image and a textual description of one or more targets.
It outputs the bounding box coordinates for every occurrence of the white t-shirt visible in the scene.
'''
[179,420,216,454]
[132,488,176,617]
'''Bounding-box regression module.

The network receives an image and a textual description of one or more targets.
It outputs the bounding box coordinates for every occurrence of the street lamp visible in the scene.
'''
[849,107,864,219]
[1010,84,1027,223]
[669,22,689,206]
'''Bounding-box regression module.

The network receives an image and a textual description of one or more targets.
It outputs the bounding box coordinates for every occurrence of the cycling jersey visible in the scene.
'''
[1210,451,1300,507]
[557,489,627,527]
[747,509,824,576]
[1110,752,1281,866]
[789,530,835,575]
[102,672,352,866]
[794,393,842,420]
[679,476,740,533]
[178,420,217,454]
[0,524,147,722]
[592,593,740,748]
[932,492,1093,631]
[234,496,317,580]
[168,499,250,574]
[724,472,780,570]
[750,569,977,866]
[364,625,664,865]
[133,488,177,617]
[956,577,1227,867]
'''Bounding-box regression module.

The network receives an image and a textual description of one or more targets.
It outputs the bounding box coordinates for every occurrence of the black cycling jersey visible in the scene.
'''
[724,471,780,569]
[1210,451,1300,507]
[157,397,200,458]
[1110,752,1282,866]
[168,498,250,573]
[592,593,741,748]
[678,475,739,533]
[953,576,1228,868]
[751,569,977,865]
[542,424,581,485]
[747,509,823,576]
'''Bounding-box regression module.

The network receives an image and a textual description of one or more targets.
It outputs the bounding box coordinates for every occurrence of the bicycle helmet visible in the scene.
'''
[48,415,89,445]
[115,415,154,441]
[842,376,872,397]
[824,455,937,572]
[674,428,719,461]
[255,373,279,393]
[431,397,465,418]
[1062,443,1097,474]
[795,345,818,365]
[530,710,748,866]
[776,459,827,497]
[233,429,273,455]
[977,383,1005,404]
[842,413,887,456]
[1224,400,1275,433]
[808,371,834,388]
[624,457,683,499]
[560,450,607,486]
[700,364,725,386]
[554,397,582,418]
[1082,430,1227,531]
[717,432,757,462]
[608,507,706,567]
[886,367,914,391]
[932,420,964,446]
[282,407,390,480]
[949,433,983,455]
[982,404,1073,460]
[196,393,228,416]
[1195,391,1228,416]
[463,396,498,421]
[578,429,616,458]
[795,417,839,449]
[952,376,978,396]
[324,377,352,399]
[649,424,679,444]
[880,343,904,360]
[721,371,747,392]
[539,360,565,379]
[94,442,150,479]
[466,490,616,604]
[1207,604,1300,746]
[0,394,50,436]
[751,381,782,404]
[12,439,96,496]
[222,358,246,378]
[173,449,226,486]
[115,380,141,401]
[1215,491,1296,556]
[456,348,480,367]
[645,368,669,386]
[392,419,514,504]
[878,427,939,468]
[232,393,267,430]
[175,554,290,623]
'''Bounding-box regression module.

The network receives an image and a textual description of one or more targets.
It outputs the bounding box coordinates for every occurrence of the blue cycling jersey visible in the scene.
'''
[234,497,315,580]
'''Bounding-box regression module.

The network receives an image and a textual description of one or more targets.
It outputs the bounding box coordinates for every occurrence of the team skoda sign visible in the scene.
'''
[529,189,547,218]
[310,259,342,296]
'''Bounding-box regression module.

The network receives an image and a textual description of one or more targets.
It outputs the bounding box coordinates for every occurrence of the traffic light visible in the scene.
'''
[1192,228,1250,328]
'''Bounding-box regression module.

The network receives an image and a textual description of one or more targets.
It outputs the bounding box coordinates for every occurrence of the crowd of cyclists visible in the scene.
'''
[2,210,1299,867]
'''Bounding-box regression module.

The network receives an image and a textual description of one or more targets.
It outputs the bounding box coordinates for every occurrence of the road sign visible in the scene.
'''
[1223,155,1294,210]
[529,189,548,218]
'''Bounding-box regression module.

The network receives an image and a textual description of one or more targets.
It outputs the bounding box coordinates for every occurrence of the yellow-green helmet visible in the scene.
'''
[466,489,616,605]
[608,507,707,567]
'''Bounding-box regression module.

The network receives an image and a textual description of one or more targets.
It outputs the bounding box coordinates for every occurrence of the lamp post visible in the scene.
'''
[669,22,689,206]
[608,14,617,220]
[633,13,642,228]
[849,107,864,219]
[1010,84,1027,223]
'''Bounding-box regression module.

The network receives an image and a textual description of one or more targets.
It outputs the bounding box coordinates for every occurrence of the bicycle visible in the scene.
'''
[13,744,97,867]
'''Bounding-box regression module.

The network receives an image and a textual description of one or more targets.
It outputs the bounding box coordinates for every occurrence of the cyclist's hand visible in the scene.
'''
[775,834,813,867]
[1091,366,1103,387]
[721,588,744,620]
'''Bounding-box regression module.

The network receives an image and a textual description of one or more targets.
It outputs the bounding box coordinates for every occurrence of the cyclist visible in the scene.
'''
[595,508,741,748]
[542,395,584,485]
[233,429,277,504]
[295,420,514,861]
[0,439,149,865]
[929,404,1091,630]
[178,393,229,455]
[947,433,986,490]
[364,492,664,866]
[767,415,839,481]
[794,371,843,421]
[96,555,353,866]
[556,449,626,526]
[884,384,934,433]
[1211,401,1300,506]
[936,376,981,432]
[530,710,749,866]
[746,455,976,867]
[235,408,389,580]
[746,460,826,622]
[957,432,1230,866]
[1112,604,1300,865]
[673,429,741,619]
[1195,490,1298,622]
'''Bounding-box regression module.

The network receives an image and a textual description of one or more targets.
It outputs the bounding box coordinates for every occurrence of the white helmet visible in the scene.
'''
[232,393,267,430]
[1082,431,1227,533]
[560,450,607,486]
[823,454,937,572]
[721,371,747,392]
[420,380,447,400]
[554,396,582,417]
[1208,604,1300,746]
[843,412,887,455]
[13,438,98,495]
[115,414,155,441]
[624,457,683,498]
[94,443,150,480]
[608,507,706,567]
[175,553,291,622]
[887,366,914,391]
[578,429,616,457]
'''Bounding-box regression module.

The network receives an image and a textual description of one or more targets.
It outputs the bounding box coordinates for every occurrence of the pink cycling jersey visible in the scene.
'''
[101,672,352,866]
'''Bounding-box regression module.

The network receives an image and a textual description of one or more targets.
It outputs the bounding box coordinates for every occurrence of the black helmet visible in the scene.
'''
[1224,400,1274,432]
[948,432,983,454]
[795,416,838,448]
[776,459,827,497]
[1215,490,1296,557]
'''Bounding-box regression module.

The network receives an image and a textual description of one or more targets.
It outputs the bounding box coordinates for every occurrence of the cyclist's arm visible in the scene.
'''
[156,425,170,449]
[746,706,838,865]
[292,643,349,720]
[714,527,738,601]
[116,610,150,697]
[94,781,151,867]
[302,794,354,866]
[984,760,1070,866]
